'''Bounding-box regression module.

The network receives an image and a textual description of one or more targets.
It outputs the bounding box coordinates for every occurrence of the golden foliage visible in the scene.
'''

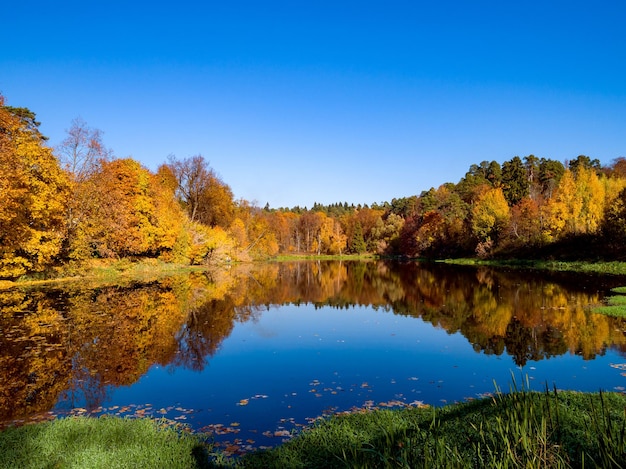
[0,102,70,278]
[68,158,189,260]
[471,187,510,241]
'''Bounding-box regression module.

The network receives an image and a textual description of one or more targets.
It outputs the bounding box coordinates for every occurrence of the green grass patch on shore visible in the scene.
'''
[593,285,626,317]
[0,416,209,469]
[236,388,626,468]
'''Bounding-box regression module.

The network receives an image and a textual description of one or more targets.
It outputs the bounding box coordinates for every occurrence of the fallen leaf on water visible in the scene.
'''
[224,444,240,453]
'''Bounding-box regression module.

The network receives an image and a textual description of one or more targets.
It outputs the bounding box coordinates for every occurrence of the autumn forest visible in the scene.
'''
[2,93,626,280]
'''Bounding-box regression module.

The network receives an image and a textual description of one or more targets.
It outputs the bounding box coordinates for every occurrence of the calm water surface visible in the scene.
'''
[2,261,626,453]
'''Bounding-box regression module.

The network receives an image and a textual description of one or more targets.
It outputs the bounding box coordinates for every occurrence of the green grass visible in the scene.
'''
[232,387,626,469]
[0,416,209,469]
[592,285,626,317]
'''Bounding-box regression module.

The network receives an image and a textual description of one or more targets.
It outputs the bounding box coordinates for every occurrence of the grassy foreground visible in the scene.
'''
[237,388,626,468]
[2,388,625,468]
[0,416,209,469]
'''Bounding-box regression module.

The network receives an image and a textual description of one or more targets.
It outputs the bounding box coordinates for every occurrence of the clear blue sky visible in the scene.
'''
[2,1,625,208]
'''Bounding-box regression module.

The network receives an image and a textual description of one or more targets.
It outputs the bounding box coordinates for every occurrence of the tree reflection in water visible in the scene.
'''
[1,260,625,427]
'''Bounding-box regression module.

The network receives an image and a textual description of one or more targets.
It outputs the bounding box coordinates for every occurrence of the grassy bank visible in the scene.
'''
[236,387,626,468]
[593,286,626,318]
[2,388,625,468]
[441,258,626,276]
[0,416,209,469]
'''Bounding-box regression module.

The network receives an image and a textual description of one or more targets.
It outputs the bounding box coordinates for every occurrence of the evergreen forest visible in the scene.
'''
[2,93,626,281]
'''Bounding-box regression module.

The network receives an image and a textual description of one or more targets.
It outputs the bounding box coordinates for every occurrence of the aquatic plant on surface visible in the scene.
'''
[593,285,626,317]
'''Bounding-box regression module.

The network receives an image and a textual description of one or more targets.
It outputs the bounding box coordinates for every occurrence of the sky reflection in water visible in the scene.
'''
[102,301,625,451]
[2,261,626,453]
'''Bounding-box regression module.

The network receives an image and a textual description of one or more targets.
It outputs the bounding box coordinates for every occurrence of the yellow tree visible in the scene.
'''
[181,222,236,265]
[312,213,347,255]
[471,187,511,243]
[576,166,605,234]
[0,98,70,278]
[149,166,190,259]
[229,201,279,260]
[545,167,611,239]
[544,170,576,239]
[266,210,300,253]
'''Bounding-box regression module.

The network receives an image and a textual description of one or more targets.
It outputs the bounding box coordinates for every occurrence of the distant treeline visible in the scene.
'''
[2,92,626,280]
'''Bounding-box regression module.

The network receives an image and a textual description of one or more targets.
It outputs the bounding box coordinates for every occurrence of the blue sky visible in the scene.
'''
[2,1,625,208]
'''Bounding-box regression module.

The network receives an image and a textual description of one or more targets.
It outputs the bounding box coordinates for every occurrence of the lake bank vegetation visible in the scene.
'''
[2,93,626,283]
[1,386,625,468]
[237,385,626,468]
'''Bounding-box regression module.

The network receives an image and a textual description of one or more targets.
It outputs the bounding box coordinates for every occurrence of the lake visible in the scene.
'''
[1,260,625,454]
